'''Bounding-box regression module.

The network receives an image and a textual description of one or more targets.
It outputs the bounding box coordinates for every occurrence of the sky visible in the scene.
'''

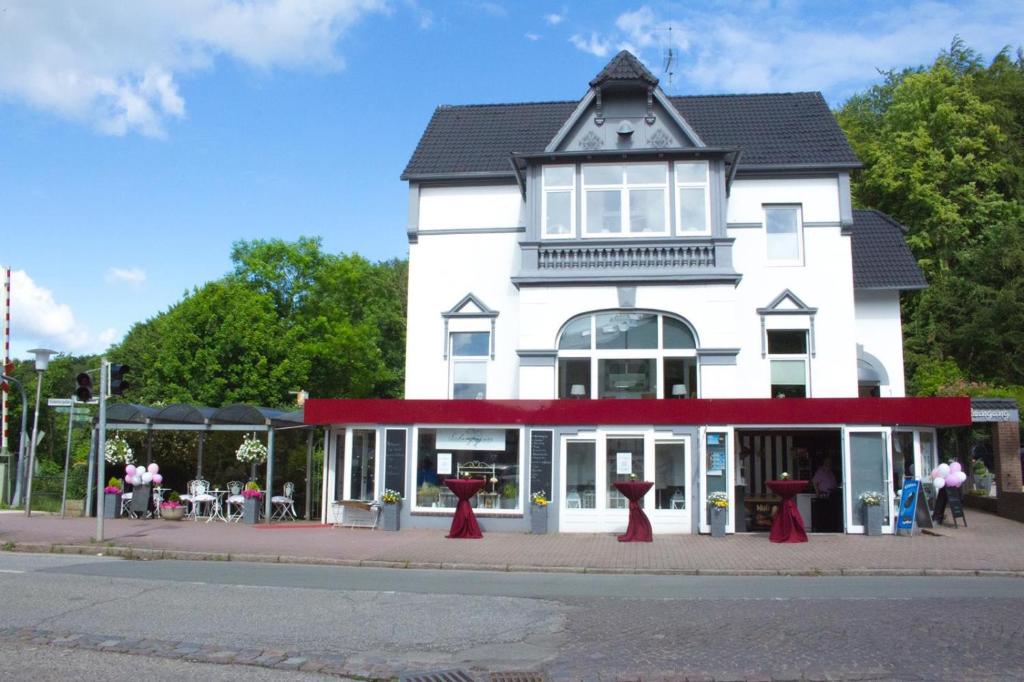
[1,0,1022,360]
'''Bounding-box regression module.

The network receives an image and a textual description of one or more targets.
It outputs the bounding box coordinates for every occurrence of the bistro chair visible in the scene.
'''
[189,480,216,520]
[225,481,245,522]
[120,481,135,518]
[271,482,297,521]
[566,491,582,508]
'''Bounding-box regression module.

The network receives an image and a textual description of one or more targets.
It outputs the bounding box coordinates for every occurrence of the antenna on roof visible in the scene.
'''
[659,24,678,94]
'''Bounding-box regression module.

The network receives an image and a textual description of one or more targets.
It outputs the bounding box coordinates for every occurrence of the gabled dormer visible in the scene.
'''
[513,51,739,287]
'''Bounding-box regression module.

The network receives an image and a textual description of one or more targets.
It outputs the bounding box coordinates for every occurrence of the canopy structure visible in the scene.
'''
[99,402,316,523]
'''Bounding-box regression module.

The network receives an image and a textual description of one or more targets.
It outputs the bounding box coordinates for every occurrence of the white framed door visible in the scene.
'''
[699,427,734,534]
[559,428,692,534]
[843,427,894,534]
[343,426,381,502]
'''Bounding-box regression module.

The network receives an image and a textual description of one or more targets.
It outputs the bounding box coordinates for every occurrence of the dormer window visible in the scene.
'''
[582,162,669,237]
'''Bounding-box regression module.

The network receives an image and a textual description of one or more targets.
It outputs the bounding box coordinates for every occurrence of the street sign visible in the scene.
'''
[53,406,91,415]
[47,397,99,407]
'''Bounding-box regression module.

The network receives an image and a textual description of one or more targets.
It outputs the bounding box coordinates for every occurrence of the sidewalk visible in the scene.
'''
[2,510,1022,576]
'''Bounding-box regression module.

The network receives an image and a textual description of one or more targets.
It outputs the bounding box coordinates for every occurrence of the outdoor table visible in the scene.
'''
[206,490,227,523]
[613,480,654,542]
[766,480,809,543]
[444,478,486,539]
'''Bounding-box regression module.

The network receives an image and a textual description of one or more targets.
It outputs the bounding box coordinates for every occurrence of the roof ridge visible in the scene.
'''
[670,91,824,99]
[436,100,577,110]
[855,208,910,234]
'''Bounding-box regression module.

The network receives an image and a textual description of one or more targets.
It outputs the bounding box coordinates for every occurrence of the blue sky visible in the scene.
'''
[1,0,1022,359]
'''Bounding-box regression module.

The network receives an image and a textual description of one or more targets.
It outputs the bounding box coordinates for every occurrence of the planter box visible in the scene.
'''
[103,493,121,519]
[130,484,151,516]
[864,504,883,536]
[530,503,548,534]
[379,501,400,531]
[161,506,186,521]
[710,507,727,537]
[242,496,260,524]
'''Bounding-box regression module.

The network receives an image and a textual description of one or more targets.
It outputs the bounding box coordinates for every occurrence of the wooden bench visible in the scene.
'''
[331,500,380,529]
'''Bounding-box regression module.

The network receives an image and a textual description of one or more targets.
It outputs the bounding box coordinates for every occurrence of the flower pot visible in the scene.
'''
[379,501,400,531]
[710,506,727,537]
[864,504,883,536]
[161,506,185,521]
[242,497,260,524]
[975,475,993,495]
[531,503,548,534]
[500,496,517,509]
[103,493,122,519]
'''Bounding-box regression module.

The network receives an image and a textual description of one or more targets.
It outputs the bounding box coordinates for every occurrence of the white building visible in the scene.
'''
[309,51,970,535]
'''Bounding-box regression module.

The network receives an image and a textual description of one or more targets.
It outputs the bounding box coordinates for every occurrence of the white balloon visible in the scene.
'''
[937,463,951,477]
[133,475,143,486]
[957,471,969,485]
[147,463,159,474]
[933,477,946,490]
[141,472,153,484]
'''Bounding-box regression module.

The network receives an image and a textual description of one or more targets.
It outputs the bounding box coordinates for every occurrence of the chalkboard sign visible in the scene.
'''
[946,487,967,527]
[384,429,406,497]
[529,430,553,499]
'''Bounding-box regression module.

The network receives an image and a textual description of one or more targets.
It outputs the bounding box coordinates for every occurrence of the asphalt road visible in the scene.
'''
[1,552,1022,681]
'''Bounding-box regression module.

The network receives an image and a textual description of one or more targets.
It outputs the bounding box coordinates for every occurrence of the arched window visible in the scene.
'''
[556,311,698,399]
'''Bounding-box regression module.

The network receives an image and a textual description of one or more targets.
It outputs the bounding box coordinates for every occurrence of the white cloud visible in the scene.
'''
[8,270,90,353]
[97,328,120,347]
[525,32,541,42]
[469,1,507,17]
[0,0,389,137]
[570,32,611,58]
[105,267,147,286]
[545,12,565,26]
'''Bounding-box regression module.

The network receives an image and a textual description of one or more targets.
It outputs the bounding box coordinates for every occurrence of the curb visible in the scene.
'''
[4,542,1023,578]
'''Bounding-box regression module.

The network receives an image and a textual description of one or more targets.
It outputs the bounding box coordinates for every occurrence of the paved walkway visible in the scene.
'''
[1,511,1022,575]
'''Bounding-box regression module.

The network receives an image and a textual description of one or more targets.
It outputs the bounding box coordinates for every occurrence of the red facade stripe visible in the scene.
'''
[304,397,972,427]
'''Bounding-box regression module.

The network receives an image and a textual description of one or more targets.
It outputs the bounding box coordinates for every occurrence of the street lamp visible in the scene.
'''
[25,348,57,517]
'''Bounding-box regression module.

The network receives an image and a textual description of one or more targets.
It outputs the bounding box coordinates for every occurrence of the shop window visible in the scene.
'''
[768,330,808,398]
[765,206,802,264]
[606,437,645,509]
[414,428,521,512]
[655,442,687,509]
[450,331,489,399]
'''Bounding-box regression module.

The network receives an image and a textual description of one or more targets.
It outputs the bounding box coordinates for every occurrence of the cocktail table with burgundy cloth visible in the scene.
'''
[444,478,486,539]
[613,480,654,542]
[766,479,809,543]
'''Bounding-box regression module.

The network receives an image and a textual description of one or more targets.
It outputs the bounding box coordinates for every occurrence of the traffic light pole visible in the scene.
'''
[1,374,27,508]
[95,359,108,542]
[60,395,75,518]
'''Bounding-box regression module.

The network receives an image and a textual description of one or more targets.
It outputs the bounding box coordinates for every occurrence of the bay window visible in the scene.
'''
[542,165,575,236]
[768,330,808,397]
[675,161,710,234]
[582,163,668,236]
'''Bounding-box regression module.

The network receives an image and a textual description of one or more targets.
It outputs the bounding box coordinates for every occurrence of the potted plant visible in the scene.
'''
[530,491,549,534]
[972,460,994,495]
[708,492,728,537]
[379,489,402,531]
[104,435,134,466]
[418,482,440,507]
[500,482,518,509]
[160,491,186,521]
[859,491,884,535]
[242,482,261,524]
[103,478,122,519]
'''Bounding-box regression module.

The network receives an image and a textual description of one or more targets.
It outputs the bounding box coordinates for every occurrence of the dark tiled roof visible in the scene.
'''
[850,209,927,291]
[402,93,858,179]
[590,50,659,87]
[970,397,1019,411]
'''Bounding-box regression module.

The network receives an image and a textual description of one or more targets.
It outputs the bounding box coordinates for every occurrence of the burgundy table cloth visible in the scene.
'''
[766,479,809,543]
[614,481,654,542]
[444,478,486,539]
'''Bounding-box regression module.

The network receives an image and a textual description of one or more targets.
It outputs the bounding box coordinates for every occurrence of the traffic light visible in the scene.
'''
[75,372,92,402]
[109,364,130,396]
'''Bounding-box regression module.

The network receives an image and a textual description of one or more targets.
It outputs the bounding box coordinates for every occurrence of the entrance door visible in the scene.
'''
[843,428,894,534]
[559,429,691,533]
[699,427,734,533]
[344,428,379,501]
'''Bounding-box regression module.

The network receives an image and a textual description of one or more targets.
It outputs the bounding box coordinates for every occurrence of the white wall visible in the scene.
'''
[727,177,840,224]
[854,291,907,396]
[418,184,524,229]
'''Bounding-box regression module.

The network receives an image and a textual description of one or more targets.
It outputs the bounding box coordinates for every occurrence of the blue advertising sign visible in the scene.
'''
[896,479,921,533]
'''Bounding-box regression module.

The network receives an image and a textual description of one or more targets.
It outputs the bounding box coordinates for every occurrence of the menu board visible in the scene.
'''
[529,430,553,498]
[384,429,406,496]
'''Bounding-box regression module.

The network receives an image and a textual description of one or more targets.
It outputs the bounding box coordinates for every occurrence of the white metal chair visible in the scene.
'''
[180,480,196,516]
[120,483,135,518]
[190,480,216,521]
[670,489,686,509]
[271,482,297,520]
[566,491,582,508]
[225,481,245,522]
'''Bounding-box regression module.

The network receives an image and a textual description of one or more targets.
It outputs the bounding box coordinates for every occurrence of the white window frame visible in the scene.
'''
[843,427,894,534]
[541,164,576,238]
[581,162,670,238]
[556,312,698,399]
[699,426,734,534]
[767,329,810,398]
[343,426,381,502]
[409,425,525,515]
[764,205,804,266]
[449,331,489,399]
[674,161,711,236]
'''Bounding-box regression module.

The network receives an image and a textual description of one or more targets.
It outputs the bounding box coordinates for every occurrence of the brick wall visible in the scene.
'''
[993,421,1022,495]
[998,492,1024,523]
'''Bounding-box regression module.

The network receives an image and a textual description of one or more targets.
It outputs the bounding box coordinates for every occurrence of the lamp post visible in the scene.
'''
[25,348,57,516]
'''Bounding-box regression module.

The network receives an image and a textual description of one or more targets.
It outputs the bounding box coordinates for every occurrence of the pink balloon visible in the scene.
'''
[930,467,942,479]
[152,473,163,485]
[147,463,159,474]
[125,465,136,476]
[933,477,946,490]
[949,461,962,475]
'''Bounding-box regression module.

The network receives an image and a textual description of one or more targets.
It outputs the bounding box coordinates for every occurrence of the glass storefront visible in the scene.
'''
[414,428,521,512]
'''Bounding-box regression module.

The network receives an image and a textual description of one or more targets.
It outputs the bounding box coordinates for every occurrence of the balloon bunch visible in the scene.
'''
[930,461,967,490]
[125,463,163,487]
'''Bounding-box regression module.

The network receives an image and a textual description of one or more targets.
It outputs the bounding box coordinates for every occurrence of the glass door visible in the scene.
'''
[699,427,733,533]
[649,437,691,533]
[843,428,893,534]
[344,428,379,502]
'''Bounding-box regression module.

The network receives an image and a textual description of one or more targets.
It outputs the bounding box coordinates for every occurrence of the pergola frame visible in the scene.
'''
[100,403,314,523]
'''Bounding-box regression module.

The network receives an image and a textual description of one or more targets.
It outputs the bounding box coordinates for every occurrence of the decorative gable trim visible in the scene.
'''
[442,293,499,360]
[652,89,704,148]
[545,90,596,153]
[757,290,817,358]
